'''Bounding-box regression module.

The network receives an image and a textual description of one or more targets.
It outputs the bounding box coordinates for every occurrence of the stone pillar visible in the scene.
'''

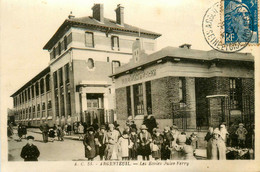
[185,77,196,129]
[62,66,68,121]
[80,89,88,122]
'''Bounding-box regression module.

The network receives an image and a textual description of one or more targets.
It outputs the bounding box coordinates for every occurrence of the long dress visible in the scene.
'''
[118,136,130,158]
[138,131,152,158]
[205,132,213,159]
[104,129,120,160]
[151,134,163,159]
[211,138,226,160]
[83,133,96,159]
[129,134,138,160]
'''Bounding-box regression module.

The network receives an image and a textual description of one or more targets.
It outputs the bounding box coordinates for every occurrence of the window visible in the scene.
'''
[22,93,24,103]
[107,57,110,62]
[42,102,46,110]
[87,58,95,69]
[64,36,67,50]
[179,77,186,103]
[55,90,59,116]
[28,88,30,100]
[67,92,71,115]
[65,63,70,83]
[133,83,144,115]
[36,82,39,96]
[230,78,242,109]
[24,91,27,102]
[31,85,34,98]
[53,47,56,58]
[33,106,35,112]
[37,104,40,111]
[146,81,152,114]
[46,75,50,91]
[40,78,44,94]
[85,32,94,47]
[127,86,132,116]
[48,100,52,109]
[53,71,58,89]
[112,60,121,74]
[111,36,119,50]
[58,42,61,55]
[59,68,63,86]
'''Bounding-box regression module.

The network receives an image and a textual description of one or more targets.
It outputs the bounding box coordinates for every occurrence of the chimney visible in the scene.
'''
[115,4,124,26]
[92,4,104,23]
[68,11,75,19]
[179,44,192,49]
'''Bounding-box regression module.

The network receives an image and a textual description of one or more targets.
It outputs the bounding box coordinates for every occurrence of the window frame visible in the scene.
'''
[111,35,119,50]
[85,31,94,48]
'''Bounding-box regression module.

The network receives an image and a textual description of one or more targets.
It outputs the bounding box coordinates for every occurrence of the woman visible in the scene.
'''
[83,126,96,161]
[211,128,226,160]
[94,125,106,160]
[118,130,130,160]
[104,124,120,160]
[129,128,138,160]
[151,129,163,160]
[205,126,213,159]
[78,123,85,140]
[138,125,152,160]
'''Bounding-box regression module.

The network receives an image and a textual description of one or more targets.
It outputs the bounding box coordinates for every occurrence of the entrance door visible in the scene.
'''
[85,93,103,126]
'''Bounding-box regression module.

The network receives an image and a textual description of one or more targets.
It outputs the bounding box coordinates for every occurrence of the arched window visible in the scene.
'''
[87,58,94,69]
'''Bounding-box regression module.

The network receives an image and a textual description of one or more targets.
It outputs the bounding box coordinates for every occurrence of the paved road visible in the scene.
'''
[8,129,87,161]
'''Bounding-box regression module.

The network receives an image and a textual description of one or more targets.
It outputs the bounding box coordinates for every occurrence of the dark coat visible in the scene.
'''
[18,125,23,137]
[22,125,27,135]
[20,144,40,161]
[161,132,173,160]
[83,133,96,159]
[94,131,106,157]
[40,123,49,133]
[129,134,138,159]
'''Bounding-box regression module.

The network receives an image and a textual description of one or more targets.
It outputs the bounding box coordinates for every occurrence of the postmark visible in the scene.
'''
[202,0,257,53]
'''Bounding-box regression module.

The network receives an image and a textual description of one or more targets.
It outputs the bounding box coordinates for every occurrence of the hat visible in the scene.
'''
[108,124,114,128]
[27,136,34,140]
[220,124,225,128]
[130,128,137,133]
[164,126,170,131]
[239,123,244,126]
[100,125,106,130]
[123,130,129,135]
[87,126,94,132]
[155,128,161,133]
[213,128,221,135]
[171,124,178,130]
[140,125,148,130]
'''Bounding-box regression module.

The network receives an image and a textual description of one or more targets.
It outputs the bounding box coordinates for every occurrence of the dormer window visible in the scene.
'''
[111,36,119,50]
[85,32,94,47]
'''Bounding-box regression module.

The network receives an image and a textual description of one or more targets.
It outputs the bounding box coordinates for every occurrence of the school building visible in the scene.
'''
[111,40,255,130]
[10,4,161,127]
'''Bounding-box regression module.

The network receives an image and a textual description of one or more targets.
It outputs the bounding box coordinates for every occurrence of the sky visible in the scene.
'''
[0,0,258,114]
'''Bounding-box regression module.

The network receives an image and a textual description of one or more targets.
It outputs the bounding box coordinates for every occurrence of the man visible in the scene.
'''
[40,121,49,143]
[20,136,40,161]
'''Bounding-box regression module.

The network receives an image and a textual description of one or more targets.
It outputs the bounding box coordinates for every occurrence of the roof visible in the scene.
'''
[10,67,50,97]
[43,16,162,50]
[111,46,254,77]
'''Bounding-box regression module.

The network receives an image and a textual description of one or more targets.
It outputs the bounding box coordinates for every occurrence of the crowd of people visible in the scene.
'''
[204,122,255,160]
[8,114,255,161]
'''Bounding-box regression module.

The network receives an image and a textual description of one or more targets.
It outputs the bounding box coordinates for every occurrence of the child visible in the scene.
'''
[129,128,138,160]
[48,128,55,142]
[235,123,248,148]
[20,136,40,161]
[78,123,85,140]
[151,129,163,160]
[118,130,130,160]
[56,125,64,141]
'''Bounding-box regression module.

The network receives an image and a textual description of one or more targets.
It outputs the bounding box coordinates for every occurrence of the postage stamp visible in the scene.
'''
[223,0,259,44]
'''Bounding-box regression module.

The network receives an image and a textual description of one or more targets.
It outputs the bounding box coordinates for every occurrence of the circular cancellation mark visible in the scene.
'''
[202,0,253,53]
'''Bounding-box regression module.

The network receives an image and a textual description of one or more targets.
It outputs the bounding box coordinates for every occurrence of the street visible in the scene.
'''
[8,129,87,161]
